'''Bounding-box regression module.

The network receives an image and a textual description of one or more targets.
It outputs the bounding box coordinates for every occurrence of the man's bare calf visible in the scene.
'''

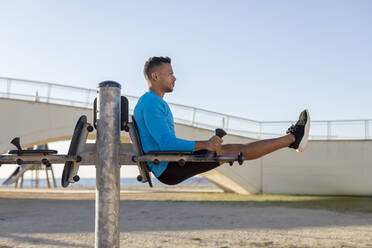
[218,133,295,160]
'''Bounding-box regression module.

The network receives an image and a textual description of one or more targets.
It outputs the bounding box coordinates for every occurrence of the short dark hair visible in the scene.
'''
[144,56,171,81]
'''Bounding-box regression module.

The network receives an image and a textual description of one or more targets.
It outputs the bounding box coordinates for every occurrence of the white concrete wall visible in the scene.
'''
[2,98,372,195]
[262,140,372,195]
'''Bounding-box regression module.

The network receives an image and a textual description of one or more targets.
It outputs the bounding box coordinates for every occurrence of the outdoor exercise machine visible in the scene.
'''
[0,81,243,248]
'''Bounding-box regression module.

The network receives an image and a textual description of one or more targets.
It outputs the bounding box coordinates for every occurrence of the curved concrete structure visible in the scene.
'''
[1,97,372,195]
[0,98,94,151]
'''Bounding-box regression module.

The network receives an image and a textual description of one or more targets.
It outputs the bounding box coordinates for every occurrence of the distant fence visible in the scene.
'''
[0,76,370,140]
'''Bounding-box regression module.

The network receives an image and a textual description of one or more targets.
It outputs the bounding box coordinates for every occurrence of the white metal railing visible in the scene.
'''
[0,76,371,140]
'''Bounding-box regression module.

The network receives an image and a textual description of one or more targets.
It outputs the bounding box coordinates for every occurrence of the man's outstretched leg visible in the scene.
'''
[157,109,310,185]
[218,109,310,160]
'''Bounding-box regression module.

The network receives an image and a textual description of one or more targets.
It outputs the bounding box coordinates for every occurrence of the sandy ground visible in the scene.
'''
[1,188,372,248]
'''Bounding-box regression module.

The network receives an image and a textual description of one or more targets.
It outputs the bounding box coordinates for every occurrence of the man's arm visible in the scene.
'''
[143,100,223,152]
[143,101,195,151]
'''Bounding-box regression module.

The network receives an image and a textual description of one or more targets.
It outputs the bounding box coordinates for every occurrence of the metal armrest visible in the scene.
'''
[133,152,244,166]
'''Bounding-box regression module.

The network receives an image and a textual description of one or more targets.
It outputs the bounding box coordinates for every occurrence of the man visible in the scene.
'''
[133,56,310,185]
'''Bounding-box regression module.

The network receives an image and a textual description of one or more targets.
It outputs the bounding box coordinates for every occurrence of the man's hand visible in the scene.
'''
[195,135,223,152]
[205,135,223,151]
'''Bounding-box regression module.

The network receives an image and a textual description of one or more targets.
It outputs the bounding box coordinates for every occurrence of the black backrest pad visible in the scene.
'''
[121,96,129,130]
[128,118,145,156]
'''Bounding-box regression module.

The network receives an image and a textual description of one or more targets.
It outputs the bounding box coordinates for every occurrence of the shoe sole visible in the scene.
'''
[296,109,310,152]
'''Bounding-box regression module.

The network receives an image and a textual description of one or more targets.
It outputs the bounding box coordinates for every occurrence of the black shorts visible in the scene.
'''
[157,150,220,185]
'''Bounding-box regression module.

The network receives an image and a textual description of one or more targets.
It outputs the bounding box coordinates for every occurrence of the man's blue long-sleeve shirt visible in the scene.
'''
[133,91,195,177]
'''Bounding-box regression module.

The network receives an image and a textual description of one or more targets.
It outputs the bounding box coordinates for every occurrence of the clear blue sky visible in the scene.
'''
[0,0,371,121]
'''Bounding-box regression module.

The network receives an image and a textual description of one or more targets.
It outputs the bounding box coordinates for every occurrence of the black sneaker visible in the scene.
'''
[286,109,310,152]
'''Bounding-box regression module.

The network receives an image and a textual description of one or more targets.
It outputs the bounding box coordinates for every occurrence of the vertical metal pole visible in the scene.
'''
[191,108,196,126]
[45,166,51,188]
[258,122,262,140]
[6,79,11,97]
[20,175,24,188]
[327,121,331,140]
[85,89,92,108]
[51,166,57,188]
[225,116,230,131]
[95,81,121,248]
[47,84,51,103]
[36,165,39,188]
[365,120,369,140]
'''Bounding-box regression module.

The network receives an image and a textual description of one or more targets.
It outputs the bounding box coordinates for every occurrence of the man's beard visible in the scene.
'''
[165,84,174,92]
